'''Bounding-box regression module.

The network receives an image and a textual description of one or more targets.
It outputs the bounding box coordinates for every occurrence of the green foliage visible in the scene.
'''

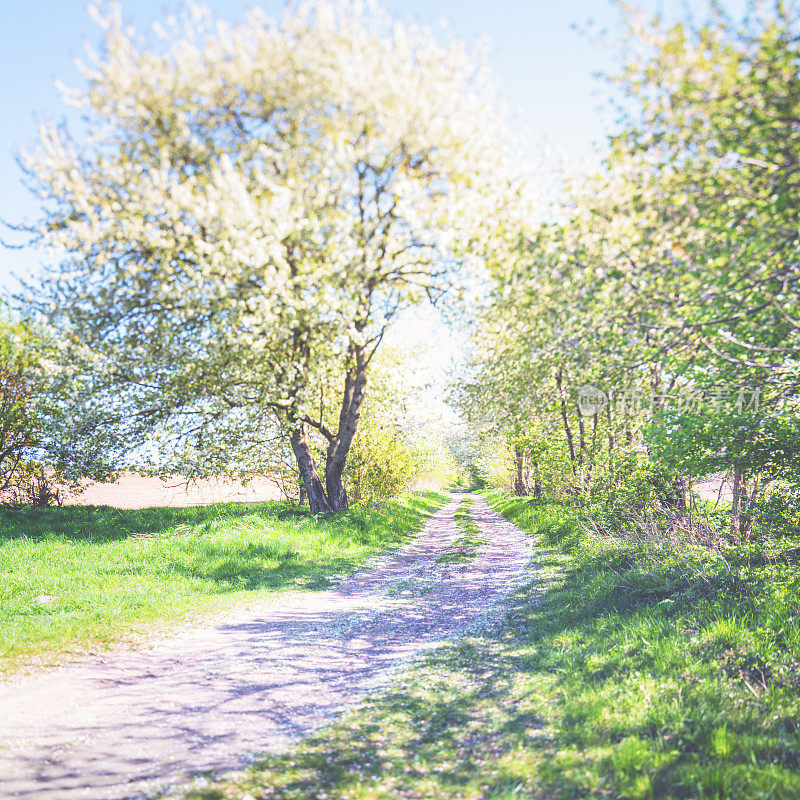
[411,435,459,492]
[749,487,800,540]
[456,3,800,539]
[463,463,488,491]
[589,455,685,529]
[0,314,63,499]
[346,420,420,505]
[647,408,800,487]
[0,492,448,675]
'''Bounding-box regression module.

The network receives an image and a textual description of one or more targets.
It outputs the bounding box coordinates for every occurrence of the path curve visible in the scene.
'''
[0,495,531,800]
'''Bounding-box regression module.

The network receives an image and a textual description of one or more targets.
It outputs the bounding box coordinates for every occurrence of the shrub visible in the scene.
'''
[0,317,57,503]
[345,421,420,505]
[589,455,683,531]
[749,486,800,540]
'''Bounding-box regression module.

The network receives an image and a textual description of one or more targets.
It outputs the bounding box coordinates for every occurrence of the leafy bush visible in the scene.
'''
[749,487,800,540]
[646,408,800,493]
[589,455,684,531]
[0,316,59,503]
[3,468,65,507]
[345,420,420,505]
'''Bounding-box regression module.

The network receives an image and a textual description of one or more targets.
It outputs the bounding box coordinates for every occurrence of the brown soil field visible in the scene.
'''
[693,472,733,505]
[65,473,285,509]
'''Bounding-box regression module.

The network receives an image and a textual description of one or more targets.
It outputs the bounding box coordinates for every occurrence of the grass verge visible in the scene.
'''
[435,496,486,564]
[183,490,800,800]
[0,491,448,676]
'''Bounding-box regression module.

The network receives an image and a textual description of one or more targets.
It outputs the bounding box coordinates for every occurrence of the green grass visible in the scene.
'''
[0,492,448,675]
[182,490,800,800]
[435,496,486,564]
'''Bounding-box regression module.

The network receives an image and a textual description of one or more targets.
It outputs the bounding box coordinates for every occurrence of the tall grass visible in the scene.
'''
[0,492,448,675]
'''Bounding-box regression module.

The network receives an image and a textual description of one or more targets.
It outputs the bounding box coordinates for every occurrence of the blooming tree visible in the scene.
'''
[21,0,515,511]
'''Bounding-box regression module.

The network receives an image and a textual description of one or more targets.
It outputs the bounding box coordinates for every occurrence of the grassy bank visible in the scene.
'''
[0,492,447,676]
[435,496,485,564]
[185,491,800,800]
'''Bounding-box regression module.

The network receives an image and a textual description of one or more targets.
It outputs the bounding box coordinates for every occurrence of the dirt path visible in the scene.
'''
[0,495,532,800]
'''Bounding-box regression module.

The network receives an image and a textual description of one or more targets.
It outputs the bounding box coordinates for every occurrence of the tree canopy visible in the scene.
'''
[21,0,517,511]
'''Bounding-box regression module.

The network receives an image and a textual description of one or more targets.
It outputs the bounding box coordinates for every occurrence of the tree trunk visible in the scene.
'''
[606,399,615,479]
[324,346,369,512]
[290,423,332,514]
[730,469,743,542]
[513,444,531,496]
[577,409,586,471]
[672,475,687,512]
[531,460,542,499]
[582,411,599,486]
[575,394,587,493]
[556,369,577,477]
[740,475,758,541]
